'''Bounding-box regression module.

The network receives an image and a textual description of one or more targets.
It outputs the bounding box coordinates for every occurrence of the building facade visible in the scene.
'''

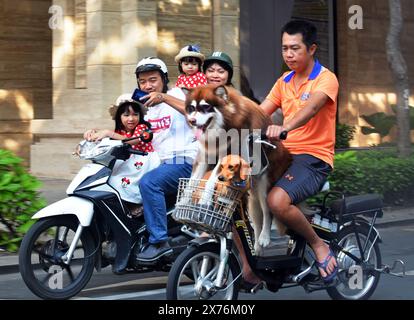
[0,0,413,178]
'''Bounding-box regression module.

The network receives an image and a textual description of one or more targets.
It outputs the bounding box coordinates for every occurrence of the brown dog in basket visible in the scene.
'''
[192,154,251,205]
[187,155,251,235]
[217,154,251,194]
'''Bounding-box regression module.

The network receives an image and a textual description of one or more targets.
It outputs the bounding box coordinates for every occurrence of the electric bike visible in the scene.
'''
[166,134,405,300]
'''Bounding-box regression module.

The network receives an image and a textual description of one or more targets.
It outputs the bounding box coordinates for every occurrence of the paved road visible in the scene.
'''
[1,222,413,300]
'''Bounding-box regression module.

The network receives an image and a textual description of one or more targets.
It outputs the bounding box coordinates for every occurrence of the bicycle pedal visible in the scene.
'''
[241,281,264,294]
[250,281,264,294]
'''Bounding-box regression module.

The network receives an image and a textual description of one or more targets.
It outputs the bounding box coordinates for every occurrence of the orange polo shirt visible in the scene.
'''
[266,60,339,168]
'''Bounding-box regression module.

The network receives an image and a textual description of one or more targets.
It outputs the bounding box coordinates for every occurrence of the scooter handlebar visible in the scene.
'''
[260,130,288,141]
[121,129,153,144]
[127,148,148,156]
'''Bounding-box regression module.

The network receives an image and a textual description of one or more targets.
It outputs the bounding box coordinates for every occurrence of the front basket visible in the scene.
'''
[173,178,243,234]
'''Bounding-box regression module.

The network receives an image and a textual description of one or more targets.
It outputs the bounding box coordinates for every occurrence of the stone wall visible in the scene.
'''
[0,0,52,163]
[29,0,240,178]
[337,0,414,146]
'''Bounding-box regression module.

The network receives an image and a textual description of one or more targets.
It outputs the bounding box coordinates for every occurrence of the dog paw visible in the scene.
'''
[254,242,264,256]
[258,232,271,248]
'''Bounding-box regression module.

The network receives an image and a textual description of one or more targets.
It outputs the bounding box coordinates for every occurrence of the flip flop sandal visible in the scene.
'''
[315,248,338,283]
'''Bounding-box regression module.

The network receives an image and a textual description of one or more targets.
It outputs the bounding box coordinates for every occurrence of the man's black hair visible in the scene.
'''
[281,20,318,49]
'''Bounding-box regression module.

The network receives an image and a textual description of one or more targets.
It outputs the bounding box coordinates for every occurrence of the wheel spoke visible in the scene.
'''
[75,245,85,252]
[205,263,219,280]
[53,226,61,254]
[40,272,54,285]
[64,264,75,282]
[33,247,54,263]
[191,260,199,281]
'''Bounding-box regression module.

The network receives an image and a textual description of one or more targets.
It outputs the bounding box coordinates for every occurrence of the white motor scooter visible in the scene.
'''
[19,136,196,300]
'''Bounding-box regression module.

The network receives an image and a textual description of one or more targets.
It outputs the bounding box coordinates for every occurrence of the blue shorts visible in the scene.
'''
[274,154,332,205]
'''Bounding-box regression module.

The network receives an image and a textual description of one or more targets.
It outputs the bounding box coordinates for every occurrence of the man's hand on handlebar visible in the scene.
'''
[265,125,288,141]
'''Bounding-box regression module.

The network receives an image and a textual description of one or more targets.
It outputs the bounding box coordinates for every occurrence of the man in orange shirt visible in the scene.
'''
[243,20,339,286]
[265,19,339,282]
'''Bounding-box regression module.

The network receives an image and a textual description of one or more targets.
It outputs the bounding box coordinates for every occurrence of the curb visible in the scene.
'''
[0,264,19,275]
[376,218,414,228]
[0,251,19,275]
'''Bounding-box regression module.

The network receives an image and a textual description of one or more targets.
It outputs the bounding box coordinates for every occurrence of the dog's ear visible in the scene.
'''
[239,159,252,180]
[214,86,229,103]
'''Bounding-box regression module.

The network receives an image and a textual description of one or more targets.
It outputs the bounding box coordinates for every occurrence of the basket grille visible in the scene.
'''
[173,178,243,234]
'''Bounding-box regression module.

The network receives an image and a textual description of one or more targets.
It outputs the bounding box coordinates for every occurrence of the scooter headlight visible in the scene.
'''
[82,144,113,160]
[77,140,111,160]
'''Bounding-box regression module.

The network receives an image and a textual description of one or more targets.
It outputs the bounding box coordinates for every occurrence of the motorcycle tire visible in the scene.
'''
[166,243,241,300]
[327,223,381,300]
[19,216,96,300]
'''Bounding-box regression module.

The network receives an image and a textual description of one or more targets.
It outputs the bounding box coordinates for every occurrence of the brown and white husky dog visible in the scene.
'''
[183,84,292,255]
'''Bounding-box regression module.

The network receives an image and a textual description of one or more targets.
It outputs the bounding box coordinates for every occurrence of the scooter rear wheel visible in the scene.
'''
[327,223,381,300]
[19,216,96,300]
[166,243,241,300]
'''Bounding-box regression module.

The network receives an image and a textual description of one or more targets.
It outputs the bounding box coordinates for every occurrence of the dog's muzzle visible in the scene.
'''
[191,116,214,140]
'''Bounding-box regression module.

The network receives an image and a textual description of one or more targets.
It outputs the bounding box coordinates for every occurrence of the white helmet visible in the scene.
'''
[135,57,168,76]
[115,93,133,106]
[108,93,145,120]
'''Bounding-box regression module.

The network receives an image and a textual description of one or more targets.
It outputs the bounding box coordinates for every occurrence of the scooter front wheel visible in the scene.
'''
[166,243,241,300]
[19,216,96,300]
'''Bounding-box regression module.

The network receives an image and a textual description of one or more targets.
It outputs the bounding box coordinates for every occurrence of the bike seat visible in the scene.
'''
[330,194,383,218]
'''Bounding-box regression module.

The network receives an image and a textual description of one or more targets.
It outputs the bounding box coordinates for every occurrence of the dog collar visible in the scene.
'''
[232,180,247,188]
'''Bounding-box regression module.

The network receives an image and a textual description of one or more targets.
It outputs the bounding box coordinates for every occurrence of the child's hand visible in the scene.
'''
[84,129,97,141]
[90,129,111,141]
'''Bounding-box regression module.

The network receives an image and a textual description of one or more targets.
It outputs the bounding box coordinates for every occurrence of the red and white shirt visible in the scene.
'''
[116,124,154,153]
[144,87,199,161]
[175,72,207,88]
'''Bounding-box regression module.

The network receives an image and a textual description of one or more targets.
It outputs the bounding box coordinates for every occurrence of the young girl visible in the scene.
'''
[83,96,160,216]
[174,45,207,88]
[84,97,153,153]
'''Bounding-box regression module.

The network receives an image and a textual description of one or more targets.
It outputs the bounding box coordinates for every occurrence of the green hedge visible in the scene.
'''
[311,149,414,206]
[335,124,356,149]
[0,149,46,252]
